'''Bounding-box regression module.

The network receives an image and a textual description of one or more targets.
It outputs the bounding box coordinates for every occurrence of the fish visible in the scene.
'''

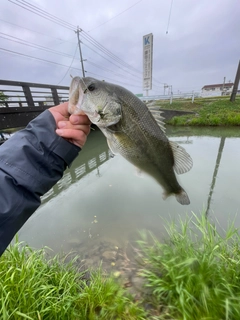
[68,76,193,205]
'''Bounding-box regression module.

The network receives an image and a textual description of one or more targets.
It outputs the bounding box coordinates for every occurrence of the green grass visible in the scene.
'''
[138,213,240,319]
[155,96,240,126]
[2,213,240,319]
[0,243,146,320]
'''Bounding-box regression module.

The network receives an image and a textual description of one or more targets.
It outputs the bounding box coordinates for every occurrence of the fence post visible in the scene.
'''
[170,93,173,104]
[22,85,34,106]
[191,91,195,103]
[51,88,60,105]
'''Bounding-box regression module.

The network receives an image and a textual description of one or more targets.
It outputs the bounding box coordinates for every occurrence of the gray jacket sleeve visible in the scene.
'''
[0,110,81,255]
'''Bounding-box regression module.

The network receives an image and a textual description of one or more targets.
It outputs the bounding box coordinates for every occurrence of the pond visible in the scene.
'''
[17,126,240,264]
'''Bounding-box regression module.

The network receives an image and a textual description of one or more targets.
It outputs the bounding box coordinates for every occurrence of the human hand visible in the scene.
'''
[49,102,91,148]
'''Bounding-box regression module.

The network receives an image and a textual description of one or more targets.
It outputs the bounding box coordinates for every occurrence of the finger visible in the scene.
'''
[69,114,91,125]
[49,102,69,122]
[56,128,88,148]
[58,121,91,135]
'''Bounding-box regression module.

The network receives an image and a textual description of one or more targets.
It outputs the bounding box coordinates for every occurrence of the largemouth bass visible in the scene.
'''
[68,77,193,205]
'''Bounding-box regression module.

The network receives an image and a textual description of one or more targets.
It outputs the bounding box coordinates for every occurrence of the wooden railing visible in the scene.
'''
[0,80,69,130]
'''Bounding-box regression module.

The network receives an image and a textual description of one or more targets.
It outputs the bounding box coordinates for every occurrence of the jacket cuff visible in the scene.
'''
[29,110,81,167]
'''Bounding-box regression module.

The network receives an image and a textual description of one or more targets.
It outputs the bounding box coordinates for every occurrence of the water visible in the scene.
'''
[18,126,240,255]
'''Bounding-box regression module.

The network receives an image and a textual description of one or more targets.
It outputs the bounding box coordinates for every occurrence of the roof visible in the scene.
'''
[202,83,234,90]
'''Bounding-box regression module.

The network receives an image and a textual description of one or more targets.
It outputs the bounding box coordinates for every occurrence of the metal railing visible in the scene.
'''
[140,92,201,104]
[0,80,69,130]
[0,79,69,107]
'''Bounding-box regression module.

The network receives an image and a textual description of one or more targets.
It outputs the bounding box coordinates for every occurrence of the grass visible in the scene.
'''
[2,213,240,319]
[138,213,240,319]
[0,243,146,320]
[154,96,240,126]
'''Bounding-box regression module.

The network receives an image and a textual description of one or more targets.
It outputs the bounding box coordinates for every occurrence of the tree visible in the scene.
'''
[0,91,8,106]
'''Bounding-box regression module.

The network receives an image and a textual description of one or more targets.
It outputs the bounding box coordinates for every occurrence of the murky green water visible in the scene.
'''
[18,126,240,255]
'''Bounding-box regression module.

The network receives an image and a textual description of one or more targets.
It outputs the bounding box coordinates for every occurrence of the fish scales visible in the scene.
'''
[68,77,193,205]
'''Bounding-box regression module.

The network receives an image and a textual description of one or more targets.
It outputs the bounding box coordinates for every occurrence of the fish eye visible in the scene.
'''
[88,83,95,92]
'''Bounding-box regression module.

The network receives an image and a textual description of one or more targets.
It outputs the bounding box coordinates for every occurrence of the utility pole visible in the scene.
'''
[164,83,168,95]
[230,60,240,102]
[222,76,226,94]
[75,26,85,78]
[206,137,225,216]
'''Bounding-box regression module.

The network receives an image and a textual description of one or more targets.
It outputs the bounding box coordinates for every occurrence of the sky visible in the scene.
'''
[0,0,239,95]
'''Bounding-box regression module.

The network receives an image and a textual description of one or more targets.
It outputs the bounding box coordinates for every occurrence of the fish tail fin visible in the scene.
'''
[175,189,190,205]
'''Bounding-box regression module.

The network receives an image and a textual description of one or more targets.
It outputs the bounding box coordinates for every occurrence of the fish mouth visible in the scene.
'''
[88,110,101,123]
[89,111,121,128]
[89,102,121,127]
[68,77,86,115]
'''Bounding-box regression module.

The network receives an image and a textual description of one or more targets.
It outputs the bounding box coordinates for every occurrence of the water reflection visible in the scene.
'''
[41,130,112,204]
[18,126,240,256]
[206,137,225,215]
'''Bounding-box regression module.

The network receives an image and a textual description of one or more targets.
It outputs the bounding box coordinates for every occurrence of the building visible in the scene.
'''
[201,82,234,97]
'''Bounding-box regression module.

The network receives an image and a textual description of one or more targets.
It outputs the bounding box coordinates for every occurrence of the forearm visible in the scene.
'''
[0,110,81,255]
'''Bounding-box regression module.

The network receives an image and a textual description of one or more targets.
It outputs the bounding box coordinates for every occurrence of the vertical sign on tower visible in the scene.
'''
[143,33,153,94]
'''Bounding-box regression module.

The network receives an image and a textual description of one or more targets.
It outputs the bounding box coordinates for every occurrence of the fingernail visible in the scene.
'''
[56,129,63,136]
[71,115,80,124]
[58,121,67,128]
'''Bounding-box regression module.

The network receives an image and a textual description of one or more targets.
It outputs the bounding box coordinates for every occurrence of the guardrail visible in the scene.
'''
[140,92,201,103]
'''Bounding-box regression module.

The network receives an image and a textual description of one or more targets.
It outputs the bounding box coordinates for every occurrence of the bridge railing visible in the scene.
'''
[0,80,69,107]
[0,80,69,130]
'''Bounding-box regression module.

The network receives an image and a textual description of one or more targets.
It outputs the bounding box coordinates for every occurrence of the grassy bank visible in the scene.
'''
[138,214,240,319]
[0,244,146,319]
[155,96,240,126]
[1,214,240,319]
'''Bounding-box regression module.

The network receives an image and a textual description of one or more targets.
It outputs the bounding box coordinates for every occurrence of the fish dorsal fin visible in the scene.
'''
[148,106,166,133]
[169,141,193,175]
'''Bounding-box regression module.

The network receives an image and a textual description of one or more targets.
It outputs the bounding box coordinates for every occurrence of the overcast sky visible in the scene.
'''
[0,0,239,95]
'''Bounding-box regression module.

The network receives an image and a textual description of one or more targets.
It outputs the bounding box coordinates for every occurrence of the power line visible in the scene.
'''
[8,0,75,31]
[0,18,74,43]
[84,70,143,88]
[1,28,145,85]
[6,0,167,90]
[88,0,144,32]
[1,15,146,83]
[81,30,142,75]
[8,0,143,76]
[0,47,143,89]
[85,60,142,84]
[152,76,166,85]
[0,31,143,84]
[0,32,74,58]
[166,0,174,34]
[81,41,143,81]
[0,33,164,89]
[57,44,79,85]
[0,47,82,71]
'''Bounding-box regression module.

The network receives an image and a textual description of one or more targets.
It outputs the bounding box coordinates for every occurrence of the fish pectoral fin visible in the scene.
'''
[107,139,119,155]
[170,141,193,174]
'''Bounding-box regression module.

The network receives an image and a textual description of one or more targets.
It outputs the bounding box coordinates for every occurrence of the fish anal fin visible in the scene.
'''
[170,141,193,175]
